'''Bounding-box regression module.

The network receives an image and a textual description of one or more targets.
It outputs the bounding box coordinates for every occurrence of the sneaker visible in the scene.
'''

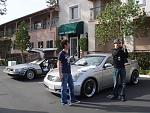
[71,100,80,104]
[120,96,126,102]
[61,101,70,106]
[107,95,118,100]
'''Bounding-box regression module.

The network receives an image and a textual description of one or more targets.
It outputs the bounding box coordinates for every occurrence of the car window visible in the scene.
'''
[105,57,113,65]
[29,59,44,64]
[74,56,105,66]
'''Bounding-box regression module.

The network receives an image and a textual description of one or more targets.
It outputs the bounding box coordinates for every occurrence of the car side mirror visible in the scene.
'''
[69,56,76,64]
[104,63,113,69]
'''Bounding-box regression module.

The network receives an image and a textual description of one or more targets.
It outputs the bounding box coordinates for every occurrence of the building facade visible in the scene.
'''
[0,5,59,55]
[88,0,150,52]
[0,0,150,59]
[58,0,93,57]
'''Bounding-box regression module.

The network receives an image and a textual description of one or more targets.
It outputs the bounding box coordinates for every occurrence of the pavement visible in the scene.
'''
[0,66,150,113]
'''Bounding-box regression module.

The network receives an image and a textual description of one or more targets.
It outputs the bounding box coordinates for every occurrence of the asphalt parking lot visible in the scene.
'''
[0,66,150,113]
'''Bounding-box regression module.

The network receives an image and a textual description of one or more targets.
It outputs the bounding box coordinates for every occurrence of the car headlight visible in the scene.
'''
[73,72,84,82]
[47,75,61,82]
[13,68,24,72]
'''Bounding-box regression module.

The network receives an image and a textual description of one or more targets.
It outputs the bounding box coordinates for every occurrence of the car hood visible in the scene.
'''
[47,65,96,77]
[6,63,38,69]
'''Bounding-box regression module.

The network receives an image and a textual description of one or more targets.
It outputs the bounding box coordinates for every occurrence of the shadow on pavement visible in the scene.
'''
[12,76,45,83]
[0,108,48,113]
[72,103,150,112]
[73,78,150,112]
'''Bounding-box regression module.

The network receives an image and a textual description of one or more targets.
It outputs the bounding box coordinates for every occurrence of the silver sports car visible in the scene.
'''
[44,53,139,98]
[3,59,55,80]
[3,48,57,80]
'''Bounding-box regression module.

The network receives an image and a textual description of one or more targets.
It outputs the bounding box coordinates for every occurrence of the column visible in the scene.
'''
[29,17,32,31]
[4,25,6,36]
[15,22,18,31]
[49,10,53,28]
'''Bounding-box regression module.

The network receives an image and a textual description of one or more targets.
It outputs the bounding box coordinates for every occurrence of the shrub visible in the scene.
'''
[140,70,150,75]
[79,37,88,51]
[0,60,7,66]
[129,52,150,70]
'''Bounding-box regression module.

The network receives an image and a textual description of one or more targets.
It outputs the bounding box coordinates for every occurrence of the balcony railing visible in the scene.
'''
[90,7,101,20]
[30,17,59,31]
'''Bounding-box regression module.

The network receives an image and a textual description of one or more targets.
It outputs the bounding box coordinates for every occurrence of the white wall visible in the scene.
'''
[144,0,150,16]
[59,0,93,35]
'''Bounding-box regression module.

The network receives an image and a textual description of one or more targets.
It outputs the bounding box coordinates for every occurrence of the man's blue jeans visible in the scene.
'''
[61,73,75,104]
[113,68,126,97]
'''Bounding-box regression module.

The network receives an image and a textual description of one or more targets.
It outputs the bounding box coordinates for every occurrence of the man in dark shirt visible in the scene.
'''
[58,39,80,106]
[109,39,128,102]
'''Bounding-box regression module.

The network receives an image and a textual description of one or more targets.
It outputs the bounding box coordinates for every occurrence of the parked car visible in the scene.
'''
[3,48,57,80]
[3,58,57,80]
[44,53,140,98]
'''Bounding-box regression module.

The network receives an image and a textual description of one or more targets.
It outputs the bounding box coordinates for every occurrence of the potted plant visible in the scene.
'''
[79,37,88,57]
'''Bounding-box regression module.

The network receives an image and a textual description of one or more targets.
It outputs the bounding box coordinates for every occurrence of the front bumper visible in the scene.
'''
[3,69,25,77]
[43,78,82,96]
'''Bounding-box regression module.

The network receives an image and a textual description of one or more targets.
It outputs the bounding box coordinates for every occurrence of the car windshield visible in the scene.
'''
[29,59,44,65]
[74,56,105,66]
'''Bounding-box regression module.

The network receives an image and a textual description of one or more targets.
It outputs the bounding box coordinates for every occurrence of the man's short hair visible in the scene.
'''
[60,39,68,49]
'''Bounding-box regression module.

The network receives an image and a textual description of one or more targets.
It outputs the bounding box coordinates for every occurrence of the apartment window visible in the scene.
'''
[47,40,53,48]
[38,41,43,48]
[135,0,146,6]
[70,5,79,20]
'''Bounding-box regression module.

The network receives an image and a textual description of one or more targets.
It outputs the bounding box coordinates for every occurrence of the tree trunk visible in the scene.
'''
[21,51,24,63]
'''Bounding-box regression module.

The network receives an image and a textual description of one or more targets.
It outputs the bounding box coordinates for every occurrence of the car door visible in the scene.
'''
[102,57,114,88]
[40,60,50,75]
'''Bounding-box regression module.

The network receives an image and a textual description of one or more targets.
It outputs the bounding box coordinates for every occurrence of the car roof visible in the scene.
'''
[27,48,57,52]
[86,53,112,57]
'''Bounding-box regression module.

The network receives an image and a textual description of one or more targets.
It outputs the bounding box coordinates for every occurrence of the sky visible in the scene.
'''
[0,0,47,25]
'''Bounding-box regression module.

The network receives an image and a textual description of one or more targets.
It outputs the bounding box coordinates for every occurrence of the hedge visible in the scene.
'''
[129,52,150,70]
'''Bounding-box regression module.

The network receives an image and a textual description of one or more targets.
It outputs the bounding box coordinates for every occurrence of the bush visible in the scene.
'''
[129,52,150,70]
[79,37,88,51]
[140,70,150,75]
[0,60,7,66]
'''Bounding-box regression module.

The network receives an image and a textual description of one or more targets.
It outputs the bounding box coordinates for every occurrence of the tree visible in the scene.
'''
[55,38,61,52]
[0,0,7,15]
[96,0,148,45]
[0,38,11,60]
[46,0,58,6]
[15,21,30,63]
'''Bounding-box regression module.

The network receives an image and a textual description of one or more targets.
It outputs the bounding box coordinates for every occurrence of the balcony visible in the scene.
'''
[51,17,59,27]
[29,17,59,32]
[90,7,101,20]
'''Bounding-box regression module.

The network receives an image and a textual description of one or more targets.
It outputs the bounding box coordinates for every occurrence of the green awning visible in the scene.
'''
[58,21,84,35]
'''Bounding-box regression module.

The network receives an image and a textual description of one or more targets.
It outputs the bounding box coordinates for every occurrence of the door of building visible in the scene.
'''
[70,37,78,57]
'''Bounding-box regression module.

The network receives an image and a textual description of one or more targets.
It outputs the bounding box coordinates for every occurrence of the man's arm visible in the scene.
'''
[123,45,128,58]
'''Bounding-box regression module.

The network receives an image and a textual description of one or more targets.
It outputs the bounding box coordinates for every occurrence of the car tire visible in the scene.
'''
[81,78,97,98]
[26,70,35,80]
[130,70,139,85]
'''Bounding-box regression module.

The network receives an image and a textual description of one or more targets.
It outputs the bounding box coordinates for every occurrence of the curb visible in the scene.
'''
[140,75,150,78]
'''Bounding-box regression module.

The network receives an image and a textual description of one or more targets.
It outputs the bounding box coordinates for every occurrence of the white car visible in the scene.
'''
[44,53,139,98]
